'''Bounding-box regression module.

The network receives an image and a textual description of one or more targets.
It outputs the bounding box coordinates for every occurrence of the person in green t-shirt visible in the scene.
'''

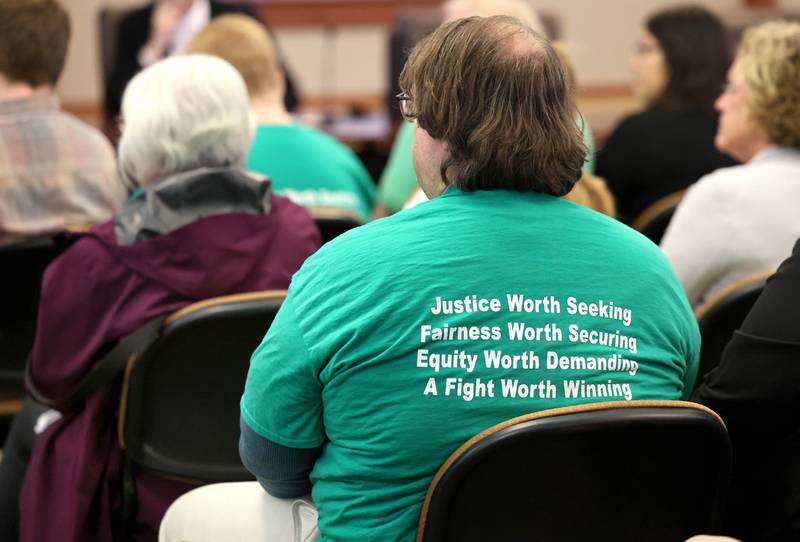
[160,16,699,542]
[187,15,376,222]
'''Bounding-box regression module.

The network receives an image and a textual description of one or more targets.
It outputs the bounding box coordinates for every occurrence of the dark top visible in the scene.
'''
[105,1,298,119]
[694,239,800,542]
[595,106,737,223]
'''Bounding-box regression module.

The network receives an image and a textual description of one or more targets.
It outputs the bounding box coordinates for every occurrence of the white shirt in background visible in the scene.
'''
[661,146,800,307]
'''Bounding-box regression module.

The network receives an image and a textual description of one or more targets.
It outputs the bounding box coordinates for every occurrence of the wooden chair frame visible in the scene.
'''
[631,189,686,234]
[695,272,773,321]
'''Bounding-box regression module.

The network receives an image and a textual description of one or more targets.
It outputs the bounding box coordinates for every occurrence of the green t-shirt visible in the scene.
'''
[241,188,699,541]
[377,117,597,213]
[376,120,417,213]
[247,123,376,221]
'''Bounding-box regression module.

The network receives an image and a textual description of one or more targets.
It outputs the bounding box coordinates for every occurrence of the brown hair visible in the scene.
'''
[646,6,732,114]
[185,14,281,97]
[399,16,585,195]
[0,0,70,87]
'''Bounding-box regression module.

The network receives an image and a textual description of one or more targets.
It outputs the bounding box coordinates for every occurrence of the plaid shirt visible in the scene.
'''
[0,93,125,244]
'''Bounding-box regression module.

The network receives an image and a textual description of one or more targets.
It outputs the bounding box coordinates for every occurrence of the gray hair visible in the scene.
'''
[118,54,256,187]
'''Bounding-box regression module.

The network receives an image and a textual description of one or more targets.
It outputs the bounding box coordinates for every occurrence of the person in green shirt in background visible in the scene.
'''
[374,0,596,217]
[187,15,376,222]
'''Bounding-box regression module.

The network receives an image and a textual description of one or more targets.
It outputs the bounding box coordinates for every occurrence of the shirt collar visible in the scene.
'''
[170,0,212,54]
[114,167,272,245]
[0,92,59,116]
[750,145,800,165]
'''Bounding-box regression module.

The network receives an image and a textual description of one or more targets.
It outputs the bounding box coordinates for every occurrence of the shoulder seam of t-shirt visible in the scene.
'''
[241,295,326,448]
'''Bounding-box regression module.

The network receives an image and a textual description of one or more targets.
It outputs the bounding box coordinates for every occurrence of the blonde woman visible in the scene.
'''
[661,21,800,307]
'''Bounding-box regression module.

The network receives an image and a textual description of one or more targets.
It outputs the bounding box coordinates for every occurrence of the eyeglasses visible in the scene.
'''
[396,92,415,121]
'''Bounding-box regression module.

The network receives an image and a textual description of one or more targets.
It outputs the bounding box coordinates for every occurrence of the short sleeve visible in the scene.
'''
[240,296,325,448]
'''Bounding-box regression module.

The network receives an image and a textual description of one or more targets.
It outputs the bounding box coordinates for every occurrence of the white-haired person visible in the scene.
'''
[186,15,376,222]
[0,54,320,542]
[661,21,800,307]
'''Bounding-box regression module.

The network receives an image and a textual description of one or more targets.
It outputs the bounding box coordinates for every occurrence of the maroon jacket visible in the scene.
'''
[20,190,320,542]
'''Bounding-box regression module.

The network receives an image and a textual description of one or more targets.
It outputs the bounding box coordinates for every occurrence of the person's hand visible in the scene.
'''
[685,536,741,542]
[147,0,192,57]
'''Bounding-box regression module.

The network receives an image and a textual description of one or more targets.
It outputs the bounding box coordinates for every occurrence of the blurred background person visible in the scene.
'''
[661,21,800,307]
[104,0,298,122]
[186,15,376,222]
[596,5,736,226]
[3,54,319,542]
[0,0,124,246]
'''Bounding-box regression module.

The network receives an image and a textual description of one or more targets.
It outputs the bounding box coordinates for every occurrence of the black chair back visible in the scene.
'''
[308,207,363,244]
[631,190,685,244]
[0,236,66,383]
[695,273,770,388]
[418,400,730,542]
[120,291,286,482]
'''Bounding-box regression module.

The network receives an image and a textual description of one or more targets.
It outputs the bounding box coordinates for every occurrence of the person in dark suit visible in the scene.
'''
[694,239,800,542]
[105,0,297,120]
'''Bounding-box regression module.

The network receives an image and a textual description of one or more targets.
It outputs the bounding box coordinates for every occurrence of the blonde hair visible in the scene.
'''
[443,0,545,35]
[738,21,800,148]
[185,14,281,98]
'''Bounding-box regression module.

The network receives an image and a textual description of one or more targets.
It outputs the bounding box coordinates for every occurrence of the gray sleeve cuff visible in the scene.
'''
[239,417,322,498]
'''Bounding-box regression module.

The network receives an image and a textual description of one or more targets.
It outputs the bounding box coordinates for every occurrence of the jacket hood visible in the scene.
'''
[86,168,315,300]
